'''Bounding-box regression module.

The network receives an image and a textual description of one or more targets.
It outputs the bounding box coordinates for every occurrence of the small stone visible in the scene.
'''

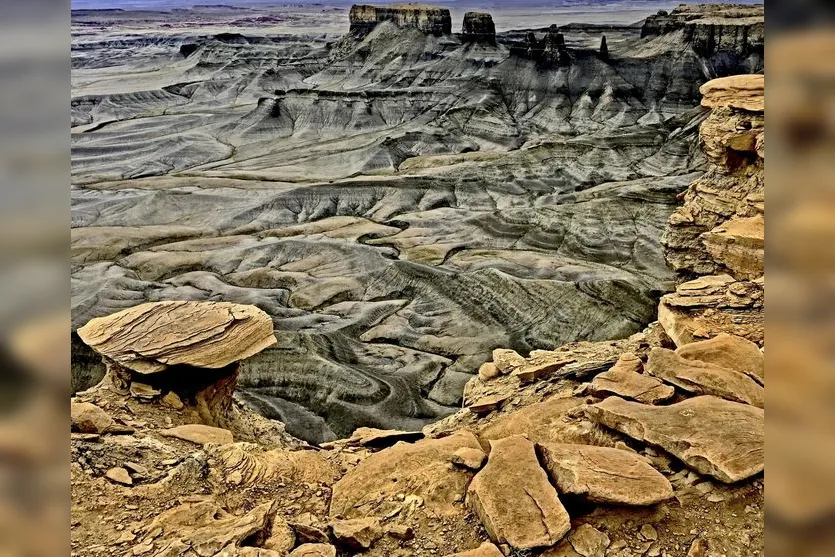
[105,467,132,486]
[467,394,509,415]
[478,362,500,381]
[444,542,504,557]
[129,382,161,399]
[451,447,487,470]
[330,517,383,550]
[492,349,526,373]
[686,538,708,557]
[386,523,414,540]
[161,391,184,410]
[640,524,658,541]
[568,523,610,556]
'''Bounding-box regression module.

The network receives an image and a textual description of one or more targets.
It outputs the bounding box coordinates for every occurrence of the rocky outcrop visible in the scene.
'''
[641,4,764,58]
[662,74,764,284]
[646,347,764,407]
[586,396,764,483]
[589,353,675,404]
[348,4,452,37]
[461,12,495,44]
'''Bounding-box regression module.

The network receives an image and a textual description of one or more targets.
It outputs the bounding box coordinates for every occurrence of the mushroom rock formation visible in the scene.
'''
[348,4,452,37]
[76,300,277,427]
[461,12,496,44]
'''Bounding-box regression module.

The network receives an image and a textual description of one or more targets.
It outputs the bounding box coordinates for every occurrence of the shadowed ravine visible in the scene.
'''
[71,3,763,443]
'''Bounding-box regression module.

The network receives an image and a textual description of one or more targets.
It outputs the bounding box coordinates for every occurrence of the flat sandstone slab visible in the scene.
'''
[467,435,570,550]
[77,300,277,373]
[646,347,764,408]
[586,396,764,483]
[538,443,674,505]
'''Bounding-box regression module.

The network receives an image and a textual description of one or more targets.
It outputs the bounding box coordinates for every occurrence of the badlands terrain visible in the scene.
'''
[70,70,765,557]
[71,2,764,443]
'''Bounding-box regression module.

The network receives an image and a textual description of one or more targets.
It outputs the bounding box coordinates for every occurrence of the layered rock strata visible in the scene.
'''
[349,4,452,36]
[461,12,495,44]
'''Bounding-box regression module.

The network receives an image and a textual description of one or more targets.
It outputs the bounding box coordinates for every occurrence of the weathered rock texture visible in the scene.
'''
[587,396,764,483]
[467,435,570,550]
[461,12,496,44]
[349,4,452,36]
[662,74,764,282]
[538,443,674,505]
[646,346,764,407]
[641,4,764,62]
[77,301,277,374]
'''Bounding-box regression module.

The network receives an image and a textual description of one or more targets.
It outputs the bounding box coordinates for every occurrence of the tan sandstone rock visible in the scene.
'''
[658,275,763,347]
[71,401,115,434]
[289,544,337,557]
[479,395,620,449]
[590,354,674,405]
[445,542,504,557]
[538,443,673,505]
[330,517,383,550]
[451,447,487,470]
[77,300,277,374]
[161,424,234,445]
[542,524,611,557]
[330,429,482,519]
[700,74,764,112]
[586,396,764,483]
[646,347,764,407]
[702,215,764,280]
[105,466,133,486]
[675,333,764,383]
[466,394,508,415]
[467,435,570,550]
[491,349,526,373]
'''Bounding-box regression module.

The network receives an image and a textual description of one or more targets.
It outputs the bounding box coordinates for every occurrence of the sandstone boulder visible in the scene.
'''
[77,301,277,374]
[466,394,508,415]
[538,443,674,505]
[330,430,482,519]
[658,275,763,347]
[105,466,132,486]
[646,347,764,407]
[676,333,764,383]
[586,396,764,483]
[590,354,674,405]
[450,447,486,470]
[71,401,115,434]
[467,435,570,550]
[330,517,382,551]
